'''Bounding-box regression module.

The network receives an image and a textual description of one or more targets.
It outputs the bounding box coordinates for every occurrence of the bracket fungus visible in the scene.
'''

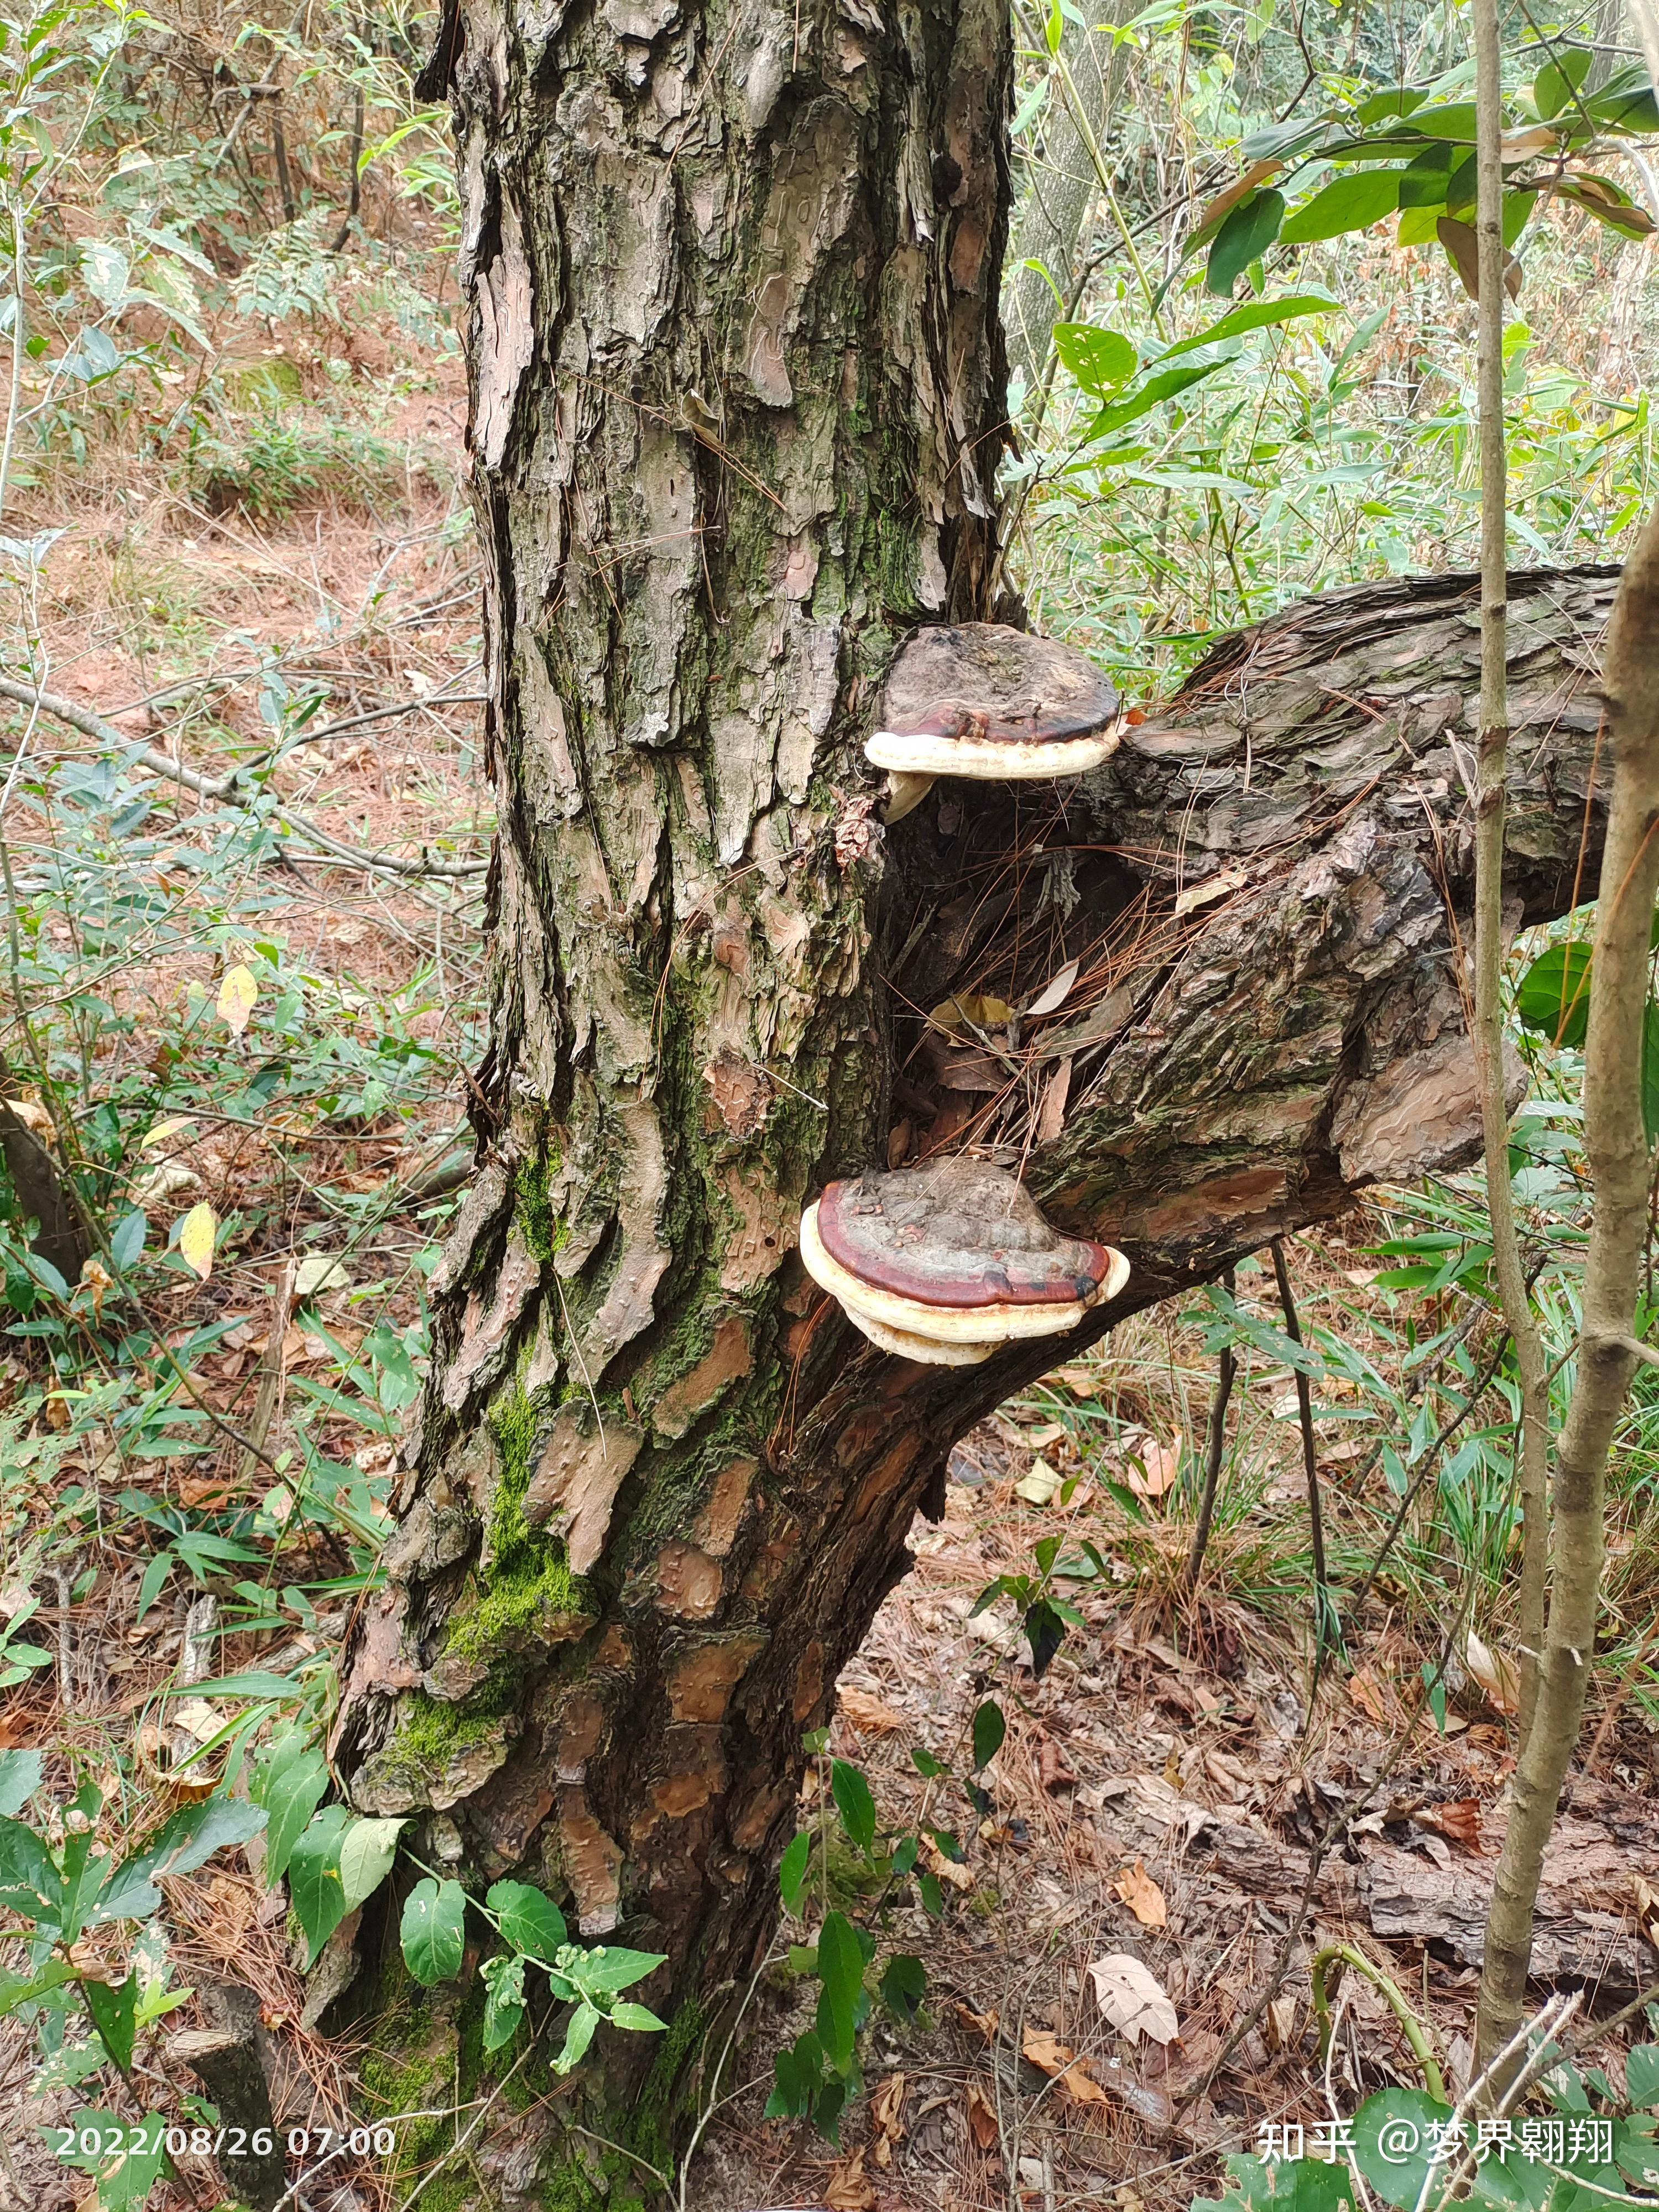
[800,1156,1129,1365]
[866,622,1124,820]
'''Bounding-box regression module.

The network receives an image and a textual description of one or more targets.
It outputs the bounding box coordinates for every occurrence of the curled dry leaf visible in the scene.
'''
[1123,1432,1182,1501]
[967,2078,1000,2152]
[824,2147,876,2211]
[1463,1628,1521,1718]
[869,2071,906,2167]
[1038,1736,1077,1793]
[1025,958,1081,1019]
[1348,1664,1392,1727]
[1111,1858,1168,1929]
[1087,1952,1180,2046]
[1174,864,1248,917]
[922,1835,974,1892]
[954,1999,999,2041]
[1412,1798,1484,1855]
[1015,1455,1063,1506]
[838,1686,909,1735]
[1632,1872,1659,1950]
[1021,2028,1112,2107]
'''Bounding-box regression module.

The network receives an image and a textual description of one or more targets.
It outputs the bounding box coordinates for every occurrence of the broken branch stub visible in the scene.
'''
[867,622,1124,817]
[800,1156,1129,1365]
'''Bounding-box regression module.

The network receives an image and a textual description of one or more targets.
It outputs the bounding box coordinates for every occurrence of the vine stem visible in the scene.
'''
[1308,1943,1447,2103]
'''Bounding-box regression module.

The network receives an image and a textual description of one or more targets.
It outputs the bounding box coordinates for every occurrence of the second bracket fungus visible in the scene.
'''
[800,1156,1129,1366]
[867,622,1124,819]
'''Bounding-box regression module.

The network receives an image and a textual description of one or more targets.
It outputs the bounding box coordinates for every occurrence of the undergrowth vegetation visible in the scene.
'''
[0,0,1656,2208]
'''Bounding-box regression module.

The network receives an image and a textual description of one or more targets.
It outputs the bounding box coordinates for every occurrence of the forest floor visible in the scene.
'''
[4,325,1658,2212]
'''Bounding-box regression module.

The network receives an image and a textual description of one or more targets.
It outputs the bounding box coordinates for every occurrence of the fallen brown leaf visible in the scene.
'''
[1349,1664,1392,1726]
[1038,1737,1077,1792]
[1021,2028,1112,2107]
[1413,1798,1484,1854]
[825,2147,876,2211]
[1124,1431,1182,1501]
[869,2072,906,2167]
[967,2078,1000,2151]
[922,1837,973,1891]
[1087,1953,1180,2046]
[838,1687,908,1735]
[1463,1629,1521,1718]
[1112,1859,1168,1929]
[954,2000,999,2041]
[1265,1995,1298,2051]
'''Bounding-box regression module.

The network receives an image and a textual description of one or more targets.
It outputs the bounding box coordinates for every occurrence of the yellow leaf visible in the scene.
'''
[216,962,259,1037]
[178,1201,218,1281]
[140,1114,196,1151]
[927,993,1015,1036]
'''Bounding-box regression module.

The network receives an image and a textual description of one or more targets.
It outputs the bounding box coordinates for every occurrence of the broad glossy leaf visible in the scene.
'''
[1160,291,1340,360]
[1205,189,1285,296]
[0,1812,62,1922]
[92,1792,268,1926]
[779,1829,811,1913]
[568,1944,666,1995]
[286,1805,352,1964]
[1535,45,1592,119]
[815,1910,865,2073]
[1627,2044,1659,2109]
[1281,169,1401,243]
[84,1972,138,2073]
[1413,101,1478,139]
[1516,940,1593,1047]
[1399,142,1455,206]
[1052,322,1136,398]
[51,2110,170,2209]
[0,1749,41,1818]
[971,1698,1005,1771]
[400,1877,467,1986]
[252,1737,327,1888]
[830,1760,876,1854]
[610,2000,667,2032]
[487,1878,568,1960]
[1352,2085,1453,2210]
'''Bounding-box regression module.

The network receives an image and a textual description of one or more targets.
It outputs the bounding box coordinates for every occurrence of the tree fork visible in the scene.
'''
[331,0,1623,2182]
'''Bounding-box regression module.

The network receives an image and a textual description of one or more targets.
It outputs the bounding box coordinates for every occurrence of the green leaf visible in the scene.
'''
[1535,46,1592,119]
[285,1806,351,1965]
[1413,102,1478,139]
[1627,2046,1659,2109]
[546,1996,607,2065]
[480,1951,526,2052]
[251,1737,327,1889]
[568,1944,666,1996]
[1052,322,1137,398]
[814,1910,865,2074]
[880,1953,926,2022]
[400,1877,467,1986]
[779,1829,811,1913]
[0,1811,62,1922]
[1352,2085,1453,2210]
[0,1749,41,1817]
[1206,189,1285,296]
[51,2111,170,2211]
[1587,71,1659,133]
[486,1879,568,1961]
[1282,169,1402,244]
[1515,941,1593,1047]
[91,1792,268,1928]
[337,1816,403,1913]
[971,1698,1005,1771]
[83,1973,138,2074]
[830,1760,876,1854]
[609,2000,667,2031]
[135,1551,174,1622]
[1161,292,1340,361]
[1645,999,1659,1147]
[1087,362,1229,441]
[910,1746,945,1779]
[917,1870,945,1917]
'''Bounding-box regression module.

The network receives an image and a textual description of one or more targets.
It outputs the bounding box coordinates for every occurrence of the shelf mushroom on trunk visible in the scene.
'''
[866,621,1125,820]
[800,1155,1129,1365]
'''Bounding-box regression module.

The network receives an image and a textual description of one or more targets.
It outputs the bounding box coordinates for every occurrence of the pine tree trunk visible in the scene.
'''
[330,0,1623,2178]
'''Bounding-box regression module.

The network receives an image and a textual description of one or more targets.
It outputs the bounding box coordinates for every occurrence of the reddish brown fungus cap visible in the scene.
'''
[880,622,1120,750]
[816,1157,1117,1311]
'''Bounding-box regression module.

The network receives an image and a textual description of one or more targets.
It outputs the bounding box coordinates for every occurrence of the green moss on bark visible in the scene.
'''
[444,1381,591,1660]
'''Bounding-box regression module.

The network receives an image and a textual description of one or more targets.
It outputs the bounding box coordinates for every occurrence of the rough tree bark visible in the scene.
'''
[327,0,1622,2188]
